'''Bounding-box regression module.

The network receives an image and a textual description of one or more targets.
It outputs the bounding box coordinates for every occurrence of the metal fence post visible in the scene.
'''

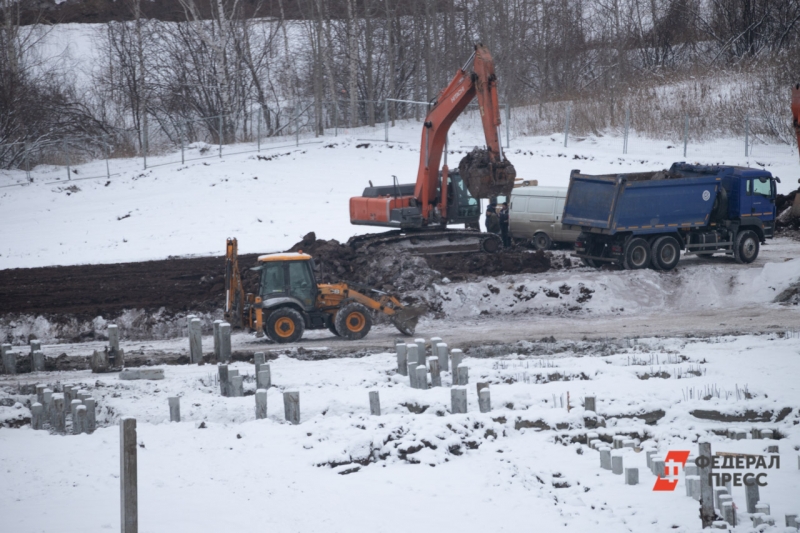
[105,139,111,179]
[64,139,71,180]
[142,123,148,170]
[564,104,571,148]
[257,109,261,152]
[623,107,630,155]
[219,114,223,158]
[24,143,31,182]
[683,114,689,158]
[334,103,338,137]
[295,103,300,146]
[745,115,750,157]
[384,99,389,142]
[179,122,185,165]
[505,104,510,149]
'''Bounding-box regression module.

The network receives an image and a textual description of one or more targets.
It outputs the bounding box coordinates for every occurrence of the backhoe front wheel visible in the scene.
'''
[335,302,373,340]
[266,307,305,343]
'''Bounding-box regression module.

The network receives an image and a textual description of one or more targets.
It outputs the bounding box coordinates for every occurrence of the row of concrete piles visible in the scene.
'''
[584,396,797,531]
[30,384,98,435]
[396,337,491,414]
[1,340,47,374]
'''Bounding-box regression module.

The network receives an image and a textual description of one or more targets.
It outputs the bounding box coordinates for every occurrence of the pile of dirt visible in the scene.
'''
[288,232,550,292]
[776,186,800,232]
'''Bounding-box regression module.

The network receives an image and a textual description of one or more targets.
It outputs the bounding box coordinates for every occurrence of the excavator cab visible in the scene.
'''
[256,253,318,311]
[443,170,481,222]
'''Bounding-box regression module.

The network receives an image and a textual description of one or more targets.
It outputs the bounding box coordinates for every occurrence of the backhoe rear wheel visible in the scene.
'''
[335,302,373,340]
[266,307,305,344]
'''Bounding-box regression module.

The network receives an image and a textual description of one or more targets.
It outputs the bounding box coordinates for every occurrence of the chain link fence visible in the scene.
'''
[2,99,797,188]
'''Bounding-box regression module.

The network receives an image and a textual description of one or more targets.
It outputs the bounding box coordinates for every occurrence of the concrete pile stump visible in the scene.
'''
[284,391,300,424]
[584,396,596,412]
[755,502,770,515]
[785,515,799,528]
[32,351,45,372]
[31,403,43,430]
[599,447,612,470]
[84,398,96,432]
[189,318,203,364]
[369,391,381,416]
[213,320,222,359]
[478,388,491,413]
[414,338,425,357]
[230,375,244,397]
[407,362,417,388]
[646,450,656,469]
[254,352,265,375]
[406,344,419,366]
[257,368,271,390]
[74,405,87,434]
[429,358,441,387]
[456,364,469,385]
[219,323,232,363]
[652,456,665,476]
[29,340,41,354]
[416,365,428,390]
[450,349,464,375]
[745,482,760,513]
[713,487,728,511]
[760,429,773,439]
[624,467,638,485]
[168,397,180,422]
[120,418,138,533]
[722,502,735,526]
[36,384,45,404]
[612,435,625,449]
[451,387,467,414]
[43,389,53,424]
[430,337,442,347]
[436,343,449,371]
[255,390,267,420]
[2,347,17,375]
[70,399,82,422]
[218,365,230,396]
[622,439,635,449]
[396,342,408,376]
[766,444,779,453]
[686,476,701,500]
[52,394,66,433]
[611,454,623,474]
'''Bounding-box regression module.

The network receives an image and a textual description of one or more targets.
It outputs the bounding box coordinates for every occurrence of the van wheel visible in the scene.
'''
[266,307,305,343]
[335,302,373,340]
[623,238,651,270]
[651,236,681,271]
[533,232,553,251]
[733,230,759,264]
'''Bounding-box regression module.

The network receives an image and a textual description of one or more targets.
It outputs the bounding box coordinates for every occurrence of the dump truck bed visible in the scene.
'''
[562,168,722,235]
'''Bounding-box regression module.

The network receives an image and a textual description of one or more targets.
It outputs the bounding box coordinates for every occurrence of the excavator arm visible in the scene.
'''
[415,44,516,221]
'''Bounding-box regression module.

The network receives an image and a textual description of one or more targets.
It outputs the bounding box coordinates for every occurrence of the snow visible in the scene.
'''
[2,333,800,532]
[1,118,798,270]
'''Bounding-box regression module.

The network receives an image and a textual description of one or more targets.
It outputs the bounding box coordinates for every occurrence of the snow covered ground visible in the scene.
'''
[1,333,799,532]
[1,116,798,270]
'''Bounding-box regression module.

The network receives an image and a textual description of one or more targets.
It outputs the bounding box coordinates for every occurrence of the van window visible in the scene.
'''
[526,197,556,215]
[555,198,566,215]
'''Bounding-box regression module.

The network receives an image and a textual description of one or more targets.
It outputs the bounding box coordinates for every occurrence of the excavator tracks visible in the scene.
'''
[347,229,502,256]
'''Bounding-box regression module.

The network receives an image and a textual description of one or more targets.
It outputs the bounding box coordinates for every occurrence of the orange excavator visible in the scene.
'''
[348,44,516,254]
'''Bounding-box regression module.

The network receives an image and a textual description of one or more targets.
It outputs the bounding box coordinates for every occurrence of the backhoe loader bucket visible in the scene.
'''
[391,306,425,336]
[458,147,516,199]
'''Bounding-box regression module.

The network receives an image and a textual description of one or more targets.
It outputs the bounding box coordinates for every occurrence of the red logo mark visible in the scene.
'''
[653,450,691,491]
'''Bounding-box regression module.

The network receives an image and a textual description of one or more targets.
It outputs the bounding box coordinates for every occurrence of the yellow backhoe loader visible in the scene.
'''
[224,238,422,343]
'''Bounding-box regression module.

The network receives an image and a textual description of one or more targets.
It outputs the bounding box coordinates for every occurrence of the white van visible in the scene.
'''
[508,186,580,249]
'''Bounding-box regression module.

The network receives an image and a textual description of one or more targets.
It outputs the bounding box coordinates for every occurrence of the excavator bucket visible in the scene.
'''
[458,147,517,199]
[391,306,425,336]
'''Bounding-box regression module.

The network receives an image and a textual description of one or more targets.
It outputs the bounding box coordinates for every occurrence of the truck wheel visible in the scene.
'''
[623,238,651,270]
[533,232,553,251]
[733,230,760,264]
[266,307,305,343]
[335,302,373,340]
[651,236,681,271]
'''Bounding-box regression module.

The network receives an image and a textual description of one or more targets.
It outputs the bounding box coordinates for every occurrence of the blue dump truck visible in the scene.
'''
[562,163,779,270]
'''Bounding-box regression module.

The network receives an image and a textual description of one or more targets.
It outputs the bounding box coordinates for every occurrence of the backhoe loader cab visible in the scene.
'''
[225,238,422,344]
